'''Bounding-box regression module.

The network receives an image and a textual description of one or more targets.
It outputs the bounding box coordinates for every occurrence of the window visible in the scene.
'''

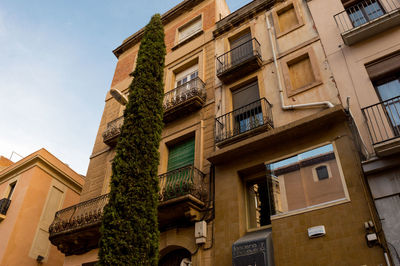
[167,137,195,172]
[315,165,329,180]
[272,1,304,37]
[267,144,347,215]
[375,74,400,136]
[178,16,202,43]
[7,182,16,199]
[281,47,321,97]
[163,137,196,199]
[175,64,198,88]
[346,0,385,28]
[232,81,263,134]
[229,31,253,66]
[277,4,299,33]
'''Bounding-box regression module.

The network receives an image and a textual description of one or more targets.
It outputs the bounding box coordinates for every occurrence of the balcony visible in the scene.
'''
[334,0,400,45]
[163,77,206,123]
[215,98,273,146]
[49,194,109,255]
[158,164,207,229]
[102,116,123,146]
[49,165,207,255]
[362,96,400,156]
[0,198,11,221]
[216,38,262,84]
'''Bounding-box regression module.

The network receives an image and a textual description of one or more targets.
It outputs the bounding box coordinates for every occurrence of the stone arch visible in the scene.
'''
[159,246,192,266]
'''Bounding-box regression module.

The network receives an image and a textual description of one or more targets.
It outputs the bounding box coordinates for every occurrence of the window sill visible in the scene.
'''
[287,80,322,98]
[271,198,350,220]
[247,224,272,233]
[276,23,304,39]
[172,30,204,51]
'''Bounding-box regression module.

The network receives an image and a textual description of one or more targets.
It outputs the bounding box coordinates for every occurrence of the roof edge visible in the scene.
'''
[113,0,205,58]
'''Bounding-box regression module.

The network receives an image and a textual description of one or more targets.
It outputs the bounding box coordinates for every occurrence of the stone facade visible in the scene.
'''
[50,0,393,265]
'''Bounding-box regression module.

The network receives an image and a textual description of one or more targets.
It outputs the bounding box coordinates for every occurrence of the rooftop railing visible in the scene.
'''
[362,95,400,145]
[216,38,261,76]
[163,77,206,111]
[215,98,273,144]
[334,0,400,34]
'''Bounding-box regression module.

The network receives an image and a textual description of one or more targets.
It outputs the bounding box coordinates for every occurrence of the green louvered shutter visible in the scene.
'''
[167,138,195,171]
[165,138,195,198]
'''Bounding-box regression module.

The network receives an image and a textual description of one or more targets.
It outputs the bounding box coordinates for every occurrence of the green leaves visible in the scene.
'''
[98,13,165,266]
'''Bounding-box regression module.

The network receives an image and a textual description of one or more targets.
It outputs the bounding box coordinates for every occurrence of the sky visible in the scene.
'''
[0,0,252,175]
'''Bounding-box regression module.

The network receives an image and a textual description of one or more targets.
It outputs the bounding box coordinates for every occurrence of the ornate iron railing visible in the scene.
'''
[163,77,206,111]
[334,0,400,34]
[102,116,124,143]
[49,166,207,235]
[362,95,400,145]
[215,98,273,143]
[0,198,11,215]
[216,38,261,75]
[158,164,206,202]
[49,194,109,235]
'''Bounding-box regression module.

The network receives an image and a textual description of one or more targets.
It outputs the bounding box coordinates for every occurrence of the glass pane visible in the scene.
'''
[348,8,367,27]
[377,78,400,129]
[316,166,329,180]
[267,144,346,215]
[364,1,384,20]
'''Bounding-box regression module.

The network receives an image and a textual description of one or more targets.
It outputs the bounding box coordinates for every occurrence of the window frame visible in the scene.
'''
[177,15,203,44]
[280,46,322,97]
[264,142,350,220]
[272,0,304,38]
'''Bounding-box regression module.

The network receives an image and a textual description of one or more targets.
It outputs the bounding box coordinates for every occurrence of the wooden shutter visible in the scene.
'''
[167,138,195,171]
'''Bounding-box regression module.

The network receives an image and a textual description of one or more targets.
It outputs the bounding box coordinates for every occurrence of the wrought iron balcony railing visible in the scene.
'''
[216,38,261,76]
[362,95,400,145]
[49,193,109,236]
[50,165,206,238]
[215,98,273,144]
[102,116,124,145]
[163,77,206,122]
[158,164,206,202]
[0,198,11,215]
[334,0,400,44]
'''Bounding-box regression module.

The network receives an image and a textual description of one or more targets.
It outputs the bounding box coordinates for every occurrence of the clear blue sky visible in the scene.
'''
[0,0,252,175]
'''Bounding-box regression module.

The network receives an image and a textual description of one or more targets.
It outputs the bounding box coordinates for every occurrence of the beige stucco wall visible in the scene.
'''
[214,0,341,132]
[0,149,83,266]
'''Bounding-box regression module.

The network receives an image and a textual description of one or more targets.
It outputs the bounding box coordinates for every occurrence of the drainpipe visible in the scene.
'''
[265,14,334,110]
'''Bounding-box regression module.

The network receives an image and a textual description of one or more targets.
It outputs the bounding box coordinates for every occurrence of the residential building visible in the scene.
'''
[49,0,229,265]
[209,0,386,264]
[306,0,400,264]
[49,0,389,265]
[0,149,84,265]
